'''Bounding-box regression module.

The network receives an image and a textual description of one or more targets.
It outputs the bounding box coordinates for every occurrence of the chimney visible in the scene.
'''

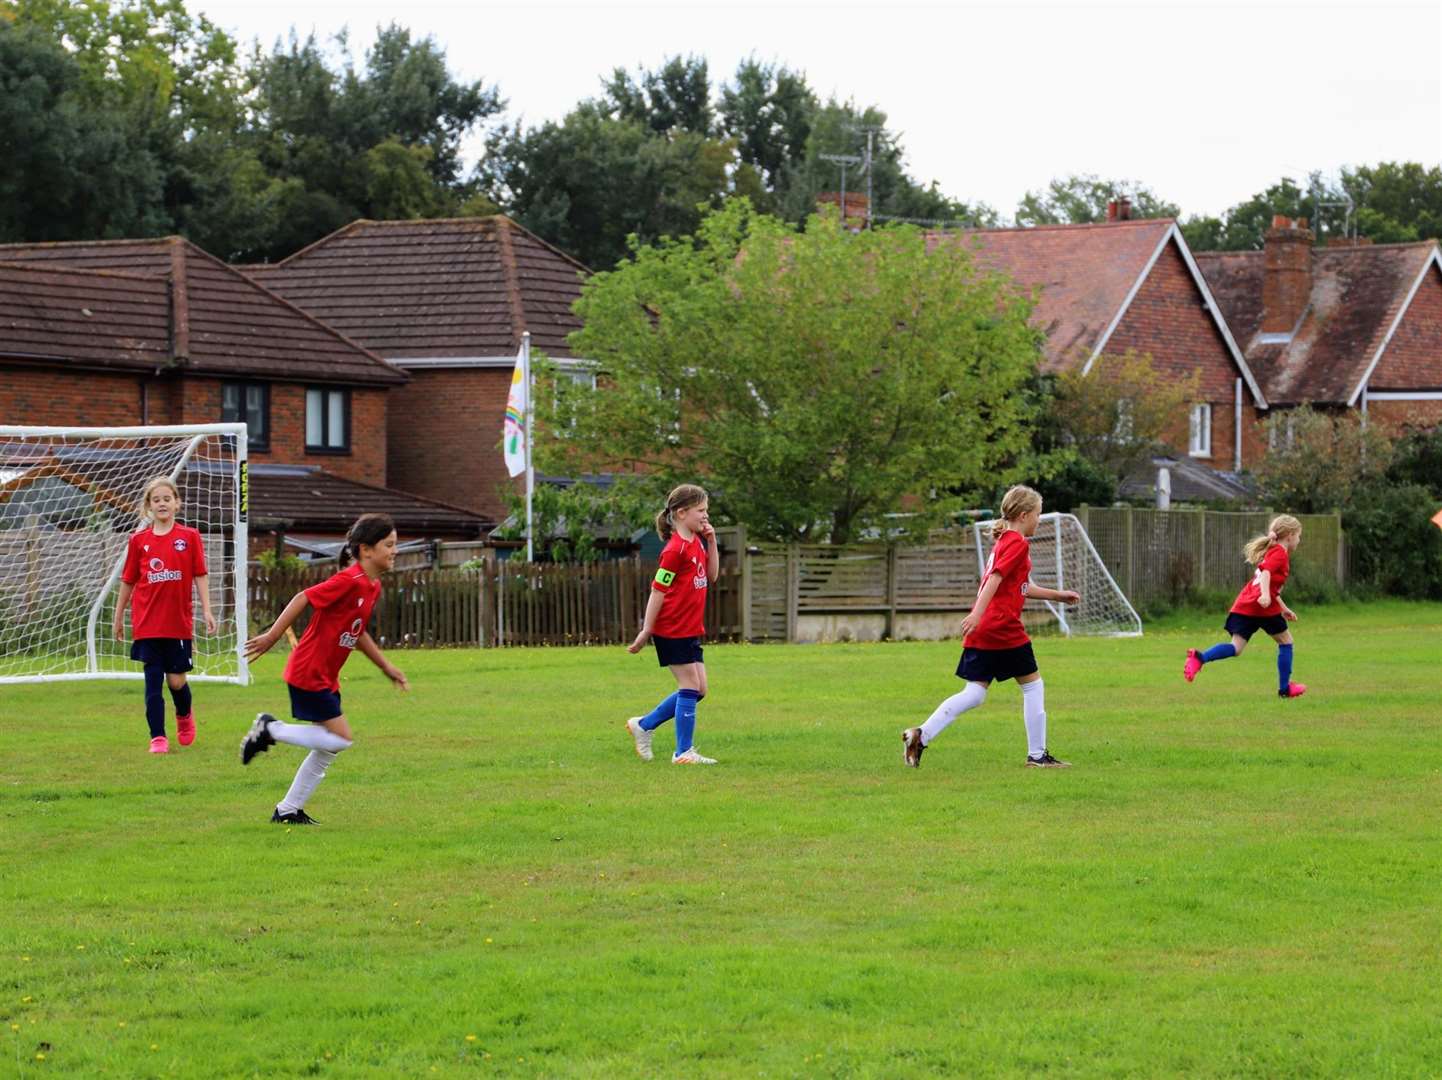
[817,191,870,229]
[1105,198,1133,222]
[1261,215,1313,334]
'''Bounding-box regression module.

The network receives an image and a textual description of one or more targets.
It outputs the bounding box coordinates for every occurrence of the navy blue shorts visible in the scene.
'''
[130,638,193,673]
[287,683,344,723]
[957,642,1038,683]
[653,634,704,668]
[1225,612,1288,640]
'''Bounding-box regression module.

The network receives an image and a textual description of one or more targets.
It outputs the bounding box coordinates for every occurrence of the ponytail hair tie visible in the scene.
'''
[1267,530,1278,542]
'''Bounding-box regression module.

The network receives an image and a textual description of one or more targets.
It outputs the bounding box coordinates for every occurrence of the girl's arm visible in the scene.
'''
[357,631,408,690]
[112,582,134,641]
[244,592,309,661]
[1256,569,1273,608]
[702,525,720,580]
[960,574,1004,638]
[1027,583,1080,604]
[193,574,217,635]
[629,590,666,653]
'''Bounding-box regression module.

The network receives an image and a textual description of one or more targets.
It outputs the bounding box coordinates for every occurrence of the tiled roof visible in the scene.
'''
[930,218,1177,371]
[0,237,405,385]
[239,217,589,360]
[0,262,171,370]
[1119,454,1255,504]
[1195,242,1440,404]
[249,465,491,537]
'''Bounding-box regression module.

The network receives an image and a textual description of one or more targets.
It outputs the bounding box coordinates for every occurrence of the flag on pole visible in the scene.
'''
[503,343,527,479]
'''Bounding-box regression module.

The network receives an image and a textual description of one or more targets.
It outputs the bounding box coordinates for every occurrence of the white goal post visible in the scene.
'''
[0,424,249,684]
[971,512,1142,637]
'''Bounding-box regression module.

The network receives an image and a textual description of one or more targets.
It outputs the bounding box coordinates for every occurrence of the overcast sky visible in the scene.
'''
[196,0,1442,221]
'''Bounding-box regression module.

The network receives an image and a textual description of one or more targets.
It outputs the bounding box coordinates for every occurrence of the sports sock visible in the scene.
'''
[142,664,166,738]
[1021,678,1046,759]
[276,749,338,814]
[919,681,987,745]
[1277,643,1293,693]
[169,681,192,717]
[1200,642,1236,664]
[673,689,700,756]
[268,720,353,754]
[639,691,678,731]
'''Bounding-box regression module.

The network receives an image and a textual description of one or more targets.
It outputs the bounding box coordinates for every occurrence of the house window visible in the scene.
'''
[1268,413,1297,451]
[221,381,269,451]
[1189,403,1212,457]
[305,387,350,452]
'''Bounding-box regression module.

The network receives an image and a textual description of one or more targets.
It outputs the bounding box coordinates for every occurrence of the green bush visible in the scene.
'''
[1343,483,1442,599]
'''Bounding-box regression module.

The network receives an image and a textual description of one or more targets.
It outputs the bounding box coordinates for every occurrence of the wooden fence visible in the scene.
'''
[247,509,1351,647]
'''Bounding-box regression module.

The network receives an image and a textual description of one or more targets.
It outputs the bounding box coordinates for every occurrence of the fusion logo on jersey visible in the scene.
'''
[339,617,364,649]
[146,556,183,584]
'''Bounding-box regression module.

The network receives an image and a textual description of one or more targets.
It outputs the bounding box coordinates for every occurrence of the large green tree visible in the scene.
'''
[1015,173,1179,226]
[541,200,1043,544]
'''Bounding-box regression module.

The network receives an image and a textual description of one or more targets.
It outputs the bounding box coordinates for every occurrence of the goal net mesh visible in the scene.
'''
[0,426,246,683]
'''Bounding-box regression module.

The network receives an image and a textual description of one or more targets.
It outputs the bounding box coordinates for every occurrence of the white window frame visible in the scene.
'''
[1188,402,1212,458]
[1268,412,1298,451]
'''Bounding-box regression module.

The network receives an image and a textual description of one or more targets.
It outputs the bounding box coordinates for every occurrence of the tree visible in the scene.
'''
[1253,405,1393,513]
[718,58,815,193]
[1048,350,1200,482]
[542,200,1044,544]
[1015,174,1179,226]
[602,54,713,136]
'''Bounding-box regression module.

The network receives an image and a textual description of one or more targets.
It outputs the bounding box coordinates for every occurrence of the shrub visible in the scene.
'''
[1343,483,1442,599]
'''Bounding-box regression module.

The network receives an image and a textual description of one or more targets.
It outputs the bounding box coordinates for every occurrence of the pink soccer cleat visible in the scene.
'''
[1279,682,1307,699]
[149,736,170,754]
[176,713,196,746]
[1183,649,1203,683]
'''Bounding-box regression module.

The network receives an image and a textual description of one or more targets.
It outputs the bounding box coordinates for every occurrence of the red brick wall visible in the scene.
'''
[0,368,387,486]
[1367,263,1442,392]
[1101,240,1254,468]
[386,368,512,520]
[1367,400,1442,430]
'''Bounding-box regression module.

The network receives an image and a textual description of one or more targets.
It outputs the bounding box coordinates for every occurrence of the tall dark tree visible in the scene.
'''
[602,54,713,136]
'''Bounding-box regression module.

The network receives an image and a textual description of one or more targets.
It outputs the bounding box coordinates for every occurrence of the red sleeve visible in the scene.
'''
[121,535,141,585]
[652,543,685,593]
[988,533,1028,580]
[305,570,354,610]
[191,530,208,577]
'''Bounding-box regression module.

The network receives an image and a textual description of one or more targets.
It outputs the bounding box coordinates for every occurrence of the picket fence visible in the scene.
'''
[245,509,1349,647]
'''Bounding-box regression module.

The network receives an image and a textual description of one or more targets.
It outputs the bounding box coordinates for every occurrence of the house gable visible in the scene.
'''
[1353,249,1442,398]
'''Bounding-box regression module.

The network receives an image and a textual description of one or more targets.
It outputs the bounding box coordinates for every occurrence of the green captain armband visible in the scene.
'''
[654,567,676,587]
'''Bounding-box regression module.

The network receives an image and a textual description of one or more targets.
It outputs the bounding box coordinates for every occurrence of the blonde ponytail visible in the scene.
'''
[1243,514,1301,564]
[991,485,1043,540]
[656,483,708,541]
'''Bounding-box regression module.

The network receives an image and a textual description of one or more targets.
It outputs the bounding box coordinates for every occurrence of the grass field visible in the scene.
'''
[2,601,1440,1078]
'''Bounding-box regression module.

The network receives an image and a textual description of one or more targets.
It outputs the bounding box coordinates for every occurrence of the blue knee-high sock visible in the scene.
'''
[1277,643,1293,693]
[674,689,699,757]
[142,665,166,738]
[169,681,192,717]
[639,691,678,731]
[1200,643,1236,664]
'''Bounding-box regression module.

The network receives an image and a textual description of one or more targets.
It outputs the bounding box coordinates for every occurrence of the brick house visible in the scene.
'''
[240,217,590,523]
[0,237,490,542]
[939,203,1268,472]
[1195,217,1442,434]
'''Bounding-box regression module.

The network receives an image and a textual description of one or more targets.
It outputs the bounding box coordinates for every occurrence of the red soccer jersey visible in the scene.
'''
[1230,544,1290,617]
[121,524,207,640]
[651,532,709,639]
[283,564,382,692]
[965,528,1032,650]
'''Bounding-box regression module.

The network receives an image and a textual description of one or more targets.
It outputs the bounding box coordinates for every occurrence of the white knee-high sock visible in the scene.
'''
[277,749,339,814]
[1021,679,1046,758]
[920,681,988,745]
[269,720,352,754]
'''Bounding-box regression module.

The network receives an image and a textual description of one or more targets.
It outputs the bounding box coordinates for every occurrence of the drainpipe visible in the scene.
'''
[1233,377,1242,471]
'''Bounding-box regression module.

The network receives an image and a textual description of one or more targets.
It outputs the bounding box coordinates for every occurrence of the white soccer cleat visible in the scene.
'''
[626,717,654,762]
[672,747,717,765]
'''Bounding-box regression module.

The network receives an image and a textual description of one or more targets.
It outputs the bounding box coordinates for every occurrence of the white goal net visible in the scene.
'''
[0,424,248,684]
[972,512,1141,637]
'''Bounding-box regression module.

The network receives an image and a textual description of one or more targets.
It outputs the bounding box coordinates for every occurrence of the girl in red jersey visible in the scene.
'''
[239,513,409,825]
[114,477,216,754]
[625,484,721,765]
[1183,514,1306,698]
[903,485,1081,769]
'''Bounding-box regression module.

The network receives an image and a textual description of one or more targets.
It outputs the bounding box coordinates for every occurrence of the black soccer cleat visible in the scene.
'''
[270,808,319,825]
[240,712,277,765]
[902,727,926,768]
[1026,750,1071,768]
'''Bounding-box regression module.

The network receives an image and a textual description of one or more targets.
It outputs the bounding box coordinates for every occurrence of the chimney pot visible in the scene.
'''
[1271,214,1290,229]
[1106,200,1119,222]
[1117,197,1132,221]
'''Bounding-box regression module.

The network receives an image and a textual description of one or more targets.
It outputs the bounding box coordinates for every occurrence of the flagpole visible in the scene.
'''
[523,331,534,563]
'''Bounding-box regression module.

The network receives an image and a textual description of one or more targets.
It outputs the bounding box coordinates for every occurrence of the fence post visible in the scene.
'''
[1197,507,1207,591]
[738,526,753,642]
[1334,511,1344,586]
[1125,503,1135,601]
[885,543,899,639]
[479,549,496,647]
[785,543,800,643]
